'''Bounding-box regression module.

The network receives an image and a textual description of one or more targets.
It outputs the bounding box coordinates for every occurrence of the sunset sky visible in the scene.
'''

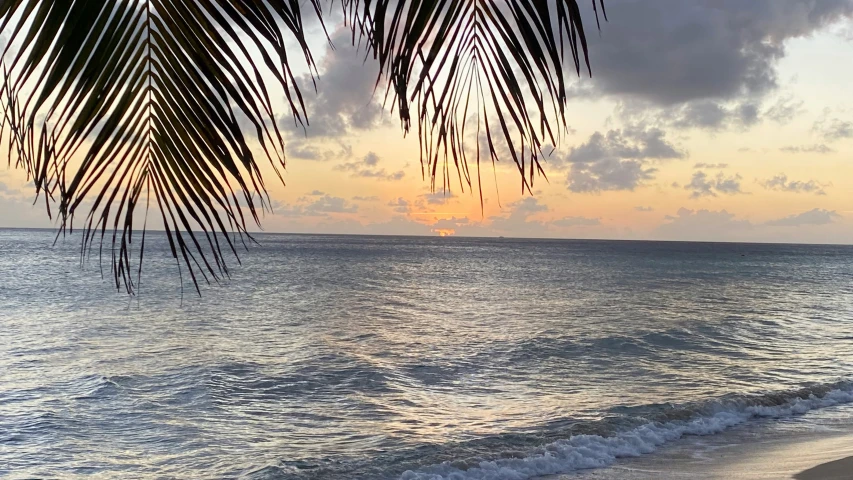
[2,1,853,243]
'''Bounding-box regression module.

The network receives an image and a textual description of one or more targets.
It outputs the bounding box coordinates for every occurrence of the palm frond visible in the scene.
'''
[1,0,605,294]
[0,0,324,293]
[343,0,605,203]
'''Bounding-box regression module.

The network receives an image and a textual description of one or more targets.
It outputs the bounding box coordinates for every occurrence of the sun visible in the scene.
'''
[433,228,456,237]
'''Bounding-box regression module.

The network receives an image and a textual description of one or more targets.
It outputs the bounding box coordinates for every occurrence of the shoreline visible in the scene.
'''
[551,421,853,479]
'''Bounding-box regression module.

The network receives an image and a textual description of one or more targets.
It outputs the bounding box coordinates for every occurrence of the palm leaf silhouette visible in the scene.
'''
[0,0,604,293]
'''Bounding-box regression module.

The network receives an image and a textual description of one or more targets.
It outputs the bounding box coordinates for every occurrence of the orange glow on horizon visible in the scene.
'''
[410,212,469,216]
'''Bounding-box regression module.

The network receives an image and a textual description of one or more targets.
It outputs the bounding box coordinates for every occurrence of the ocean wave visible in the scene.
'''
[398,380,853,480]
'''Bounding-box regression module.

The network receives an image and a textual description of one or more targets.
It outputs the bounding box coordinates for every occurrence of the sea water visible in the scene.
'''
[2,229,853,479]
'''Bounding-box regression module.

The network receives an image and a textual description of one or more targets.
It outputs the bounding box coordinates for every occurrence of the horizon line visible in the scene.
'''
[1,226,851,248]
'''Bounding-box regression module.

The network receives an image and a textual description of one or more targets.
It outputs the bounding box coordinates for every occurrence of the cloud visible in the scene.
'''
[487,197,549,233]
[308,190,325,196]
[654,207,753,240]
[553,216,601,227]
[272,195,358,217]
[779,144,835,154]
[0,184,53,228]
[363,151,380,166]
[305,196,358,214]
[584,1,852,105]
[765,208,840,226]
[760,174,829,195]
[352,196,380,202]
[634,206,654,212]
[569,128,685,163]
[693,163,728,169]
[671,101,729,129]
[508,197,548,215]
[651,206,851,243]
[387,197,410,213]
[813,115,853,141]
[566,127,684,192]
[685,171,745,198]
[667,100,760,130]
[432,217,470,230]
[0,180,21,196]
[335,151,406,181]
[714,174,744,195]
[284,28,387,138]
[420,190,457,205]
[286,140,353,161]
[581,2,852,131]
[764,95,806,124]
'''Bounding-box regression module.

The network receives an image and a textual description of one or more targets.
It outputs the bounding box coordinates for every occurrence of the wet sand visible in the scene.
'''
[795,456,853,480]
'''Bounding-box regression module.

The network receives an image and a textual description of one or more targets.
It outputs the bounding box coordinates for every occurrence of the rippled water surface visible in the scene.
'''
[2,229,853,479]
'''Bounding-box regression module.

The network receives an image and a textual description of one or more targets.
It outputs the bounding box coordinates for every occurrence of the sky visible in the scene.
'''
[2,0,853,243]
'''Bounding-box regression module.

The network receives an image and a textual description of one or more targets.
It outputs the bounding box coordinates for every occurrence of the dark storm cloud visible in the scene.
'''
[583,1,853,105]
[576,1,852,131]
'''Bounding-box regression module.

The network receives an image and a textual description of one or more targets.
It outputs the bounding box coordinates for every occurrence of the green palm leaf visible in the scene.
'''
[1,0,604,293]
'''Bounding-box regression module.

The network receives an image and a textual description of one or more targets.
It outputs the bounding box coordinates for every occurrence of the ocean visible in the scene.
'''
[2,228,853,479]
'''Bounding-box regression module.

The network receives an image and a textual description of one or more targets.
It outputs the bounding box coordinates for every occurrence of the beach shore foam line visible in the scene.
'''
[401,381,853,480]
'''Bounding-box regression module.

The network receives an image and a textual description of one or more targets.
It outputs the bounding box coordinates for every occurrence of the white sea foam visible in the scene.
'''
[400,384,853,480]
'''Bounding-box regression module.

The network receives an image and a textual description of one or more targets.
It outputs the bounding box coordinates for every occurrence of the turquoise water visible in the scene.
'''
[2,229,853,479]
